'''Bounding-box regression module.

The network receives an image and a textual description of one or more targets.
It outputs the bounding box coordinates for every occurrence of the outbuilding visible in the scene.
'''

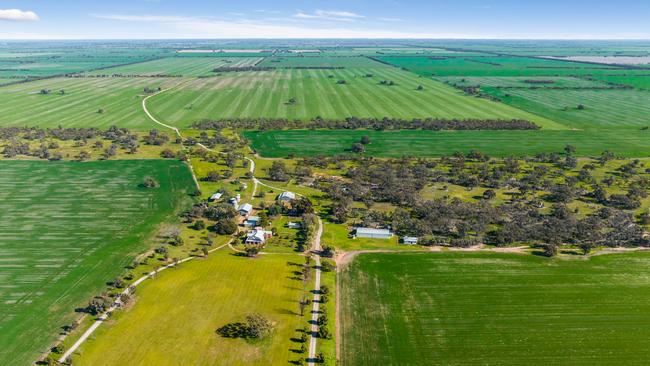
[209,192,223,202]
[244,216,260,227]
[402,236,418,245]
[238,203,253,217]
[355,228,392,239]
[278,191,296,201]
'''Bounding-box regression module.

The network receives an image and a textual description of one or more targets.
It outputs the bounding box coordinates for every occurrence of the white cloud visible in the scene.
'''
[379,17,405,22]
[92,14,435,38]
[294,9,364,21]
[0,9,39,21]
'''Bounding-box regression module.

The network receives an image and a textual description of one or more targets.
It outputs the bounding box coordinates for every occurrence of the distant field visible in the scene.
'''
[0,77,176,129]
[74,250,308,366]
[590,74,650,90]
[378,55,650,77]
[148,68,559,127]
[0,48,166,78]
[485,87,650,129]
[88,57,263,76]
[245,129,650,157]
[341,252,650,366]
[438,76,612,88]
[0,160,194,366]
[258,56,388,68]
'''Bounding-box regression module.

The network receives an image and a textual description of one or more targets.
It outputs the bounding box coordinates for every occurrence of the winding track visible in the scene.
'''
[60,89,325,363]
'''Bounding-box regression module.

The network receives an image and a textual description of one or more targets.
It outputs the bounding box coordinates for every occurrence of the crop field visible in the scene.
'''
[0,46,166,78]
[378,55,650,77]
[74,249,308,366]
[0,76,177,129]
[590,74,650,90]
[245,129,650,157]
[258,56,389,68]
[88,57,263,76]
[341,252,650,366]
[147,67,558,127]
[484,87,650,129]
[0,160,195,366]
[438,76,612,88]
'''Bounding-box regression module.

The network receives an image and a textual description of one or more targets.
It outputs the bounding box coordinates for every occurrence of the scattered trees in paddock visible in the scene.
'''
[192,116,540,132]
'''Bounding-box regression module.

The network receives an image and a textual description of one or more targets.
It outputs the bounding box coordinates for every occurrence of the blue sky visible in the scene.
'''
[2,0,650,39]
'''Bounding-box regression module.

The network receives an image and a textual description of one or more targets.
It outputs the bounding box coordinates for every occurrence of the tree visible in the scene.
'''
[360,135,371,145]
[246,313,273,339]
[214,219,238,235]
[579,242,593,255]
[542,243,558,257]
[141,176,159,188]
[564,145,576,155]
[193,220,206,230]
[482,189,496,200]
[268,161,290,181]
[417,84,424,90]
[258,212,270,227]
[577,104,586,110]
[351,143,365,153]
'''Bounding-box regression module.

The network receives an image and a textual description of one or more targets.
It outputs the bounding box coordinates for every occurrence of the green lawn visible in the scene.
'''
[73,249,310,366]
[245,129,650,158]
[341,251,650,366]
[87,57,263,77]
[0,160,195,366]
[0,77,177,129]
[147,67,559,128]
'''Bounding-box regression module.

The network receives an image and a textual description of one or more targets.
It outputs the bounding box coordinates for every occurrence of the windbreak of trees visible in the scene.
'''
[192,116,540,131]
[212,66,274,73]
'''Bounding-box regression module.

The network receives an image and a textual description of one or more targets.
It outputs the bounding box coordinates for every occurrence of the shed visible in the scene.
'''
[209,192,223,202]
[355,228,392,239]
[238,203,253,216]
[244,216,260,227]
[402,236,418,245]
[278,191,296,201]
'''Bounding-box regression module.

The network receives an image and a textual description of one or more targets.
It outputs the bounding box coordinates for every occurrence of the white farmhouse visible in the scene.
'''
[245,228,273,245]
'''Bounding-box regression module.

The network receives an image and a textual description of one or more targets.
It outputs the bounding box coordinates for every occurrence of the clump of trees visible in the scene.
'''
[216,313,274,339]
[141,176,159,188]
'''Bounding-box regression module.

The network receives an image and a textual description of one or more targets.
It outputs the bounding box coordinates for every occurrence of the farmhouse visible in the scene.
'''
[278,191,296,201]
[245,228,273,245]
[355,228,393,239]
[238,203,253,217]
[402,236,418,245]
[209,192,223,202]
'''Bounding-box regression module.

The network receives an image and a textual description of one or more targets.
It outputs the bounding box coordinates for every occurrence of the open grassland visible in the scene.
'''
[245,129,650,158]
[74,249,308,366]
[0,77,177,129]
[378,55,650,77]
[148,68,559,127]
[258,56,388,68]
[341,252,650,366]
[0,160,195,366]
[484,87,650,129]
[87,57,263,76]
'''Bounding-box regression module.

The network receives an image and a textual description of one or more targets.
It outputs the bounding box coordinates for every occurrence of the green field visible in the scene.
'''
[258,56,389,68]
[341,252,650,366]
[88,57,263,76]
[591,74,650,90]
[438,76,612,88]
[0,160,194,365]
[378,55,649,77]
[74,249,308,365]
[245,129,650,157]
[148,68,559,127]
[484,87,650,129]
[0,46,166,78]
[0,77,176,129]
